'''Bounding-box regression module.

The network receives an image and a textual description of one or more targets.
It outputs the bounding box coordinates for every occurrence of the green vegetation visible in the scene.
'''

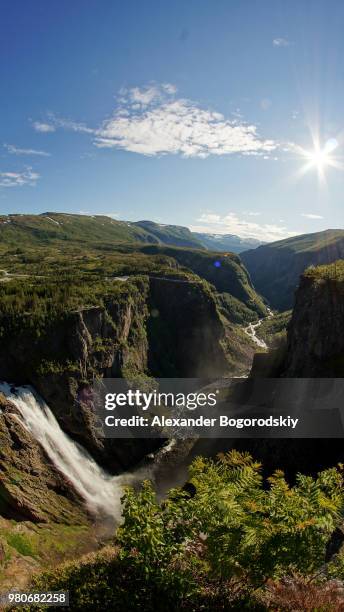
[139,244,267,318]
[0,272,147,337]
[217,292,261,324]
[27,452,344,611]
[264,229,344,254]
[0,519,95,589]
[133,220,204,248]
[0,212,267,335]
[304,259,344,282]
[0,213,203,250]
[0,213,263,253]
[0,215,265,378]
[258,310,291,347]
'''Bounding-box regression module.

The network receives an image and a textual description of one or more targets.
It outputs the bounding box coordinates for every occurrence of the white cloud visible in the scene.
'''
[0,167,40,188]
[4,144,50,157]
[191,212,299,242]
[33,121,56,133]
[162,83,177,95]
[32,83,284,159]
[247,211,261,216]
[301,213,324,219]
[128,86,162,106]
[118,83,177,108]
[51,116,94,134]
[94,84,277,157]
[273,37,291,47]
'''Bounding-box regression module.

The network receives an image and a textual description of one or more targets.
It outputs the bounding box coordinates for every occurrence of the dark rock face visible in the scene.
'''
[247,270,344,474]
[0,396,87,523]
[284,275,344,376]
[148,277,228,377]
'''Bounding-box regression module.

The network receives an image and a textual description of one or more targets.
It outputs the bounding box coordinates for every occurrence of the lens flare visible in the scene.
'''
[298,138,340,182]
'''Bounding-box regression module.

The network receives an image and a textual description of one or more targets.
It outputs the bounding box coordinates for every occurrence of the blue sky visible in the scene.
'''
[1,0,344,241]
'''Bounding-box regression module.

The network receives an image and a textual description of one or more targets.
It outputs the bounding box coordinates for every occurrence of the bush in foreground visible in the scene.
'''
[25,451,344,610]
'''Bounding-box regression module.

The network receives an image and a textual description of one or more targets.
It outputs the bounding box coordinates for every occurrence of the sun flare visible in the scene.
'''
[304,147,332,171]
[298,138,340,181]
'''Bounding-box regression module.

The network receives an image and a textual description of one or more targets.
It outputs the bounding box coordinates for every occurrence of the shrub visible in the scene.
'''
[24,452,344,611]
[262,574,344,610]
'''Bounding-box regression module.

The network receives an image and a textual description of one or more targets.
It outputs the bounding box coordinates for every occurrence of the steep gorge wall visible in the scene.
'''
[284,274,344,376]
[246,267,344,474]
[0,276,231,471]
[0,396,87,523]
[148,277,228,377]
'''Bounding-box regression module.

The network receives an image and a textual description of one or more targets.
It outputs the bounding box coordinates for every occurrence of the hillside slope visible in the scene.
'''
[0,213,263,253]
[241,229,344,310]
[0,213,151,247]
[132,220,203,248]
[139,244,267,317]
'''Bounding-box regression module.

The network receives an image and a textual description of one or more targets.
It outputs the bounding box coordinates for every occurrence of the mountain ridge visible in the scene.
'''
[241,228,344,310]
[0,212,265,253]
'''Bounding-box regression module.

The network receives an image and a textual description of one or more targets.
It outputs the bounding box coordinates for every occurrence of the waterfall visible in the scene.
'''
[0,382,148,521]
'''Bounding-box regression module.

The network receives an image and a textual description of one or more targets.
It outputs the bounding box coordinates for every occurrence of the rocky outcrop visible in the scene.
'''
[0,396,87,523]
[148,277,229,377]
[0,278,154,469]
[284,273,344,376]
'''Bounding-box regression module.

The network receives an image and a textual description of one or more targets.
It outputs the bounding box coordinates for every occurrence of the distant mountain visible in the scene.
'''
[132,220,203,248]
[0,213,205,250]
[0,212,153,247]
[241,229,344,310]
[0,213,263,253]
[193,232,264,253]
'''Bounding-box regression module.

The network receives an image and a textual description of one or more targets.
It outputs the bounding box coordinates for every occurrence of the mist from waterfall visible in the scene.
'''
[0,382,150,521]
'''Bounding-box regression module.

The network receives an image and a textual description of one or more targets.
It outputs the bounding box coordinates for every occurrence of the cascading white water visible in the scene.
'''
[0,382,147,521]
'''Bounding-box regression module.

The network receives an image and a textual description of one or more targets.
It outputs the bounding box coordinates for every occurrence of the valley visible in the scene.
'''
[241,228,344,310]
[1,213,344,608]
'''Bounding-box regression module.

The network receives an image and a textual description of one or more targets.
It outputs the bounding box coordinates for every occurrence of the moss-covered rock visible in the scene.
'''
[0,396,87,524]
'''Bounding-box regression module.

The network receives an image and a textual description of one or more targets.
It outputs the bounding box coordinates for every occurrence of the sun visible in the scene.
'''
[304,146,332,172]
[298,138,340,181]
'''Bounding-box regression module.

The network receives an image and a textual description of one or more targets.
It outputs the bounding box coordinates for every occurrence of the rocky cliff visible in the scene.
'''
[0,275,237,471]
[251,261,344,377]
[284,263,344,376]
[0,396,87,524]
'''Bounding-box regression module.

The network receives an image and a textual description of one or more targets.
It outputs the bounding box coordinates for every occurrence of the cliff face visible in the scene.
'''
[0,275,233,471]
[148,277,228,377]
[246,264,344,474]
[0,278,151,468]
[284,273,344,376]
[0,396,87,523]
